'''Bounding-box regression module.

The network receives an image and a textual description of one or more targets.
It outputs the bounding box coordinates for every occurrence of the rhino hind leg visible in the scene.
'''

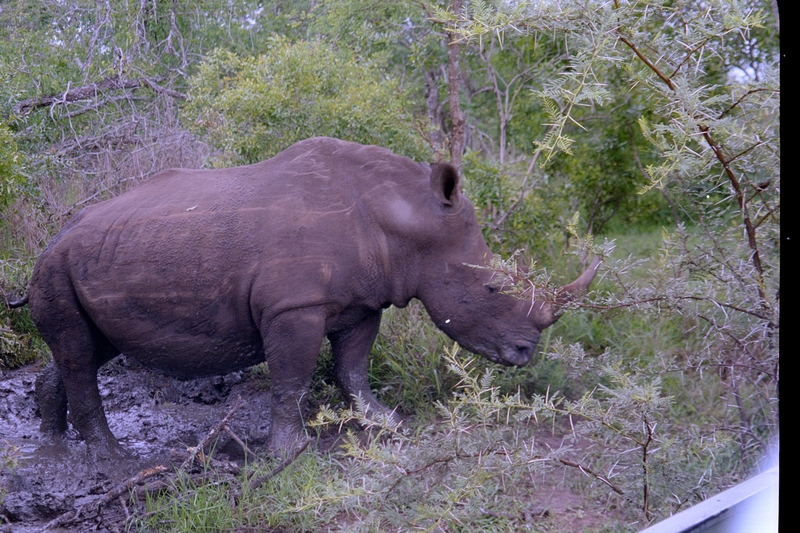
[329,310,396,422]
[35,360,68,435]
[31,294,123,459]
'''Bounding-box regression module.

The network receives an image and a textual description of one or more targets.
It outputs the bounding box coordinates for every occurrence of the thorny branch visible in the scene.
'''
[580,295,772,322]
[698,125,764,285]
[719,88,779,120]
[616,36,677,91]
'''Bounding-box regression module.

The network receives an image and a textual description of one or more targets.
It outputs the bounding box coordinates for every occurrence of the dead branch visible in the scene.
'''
[36,464,167,532]
[225,424,257,459]
[94,465,169,510]
[182,395,246,470]
[15,75,186,116]
[247,438,312,492]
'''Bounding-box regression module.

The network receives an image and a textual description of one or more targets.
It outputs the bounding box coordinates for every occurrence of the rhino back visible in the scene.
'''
[29,138,430,376]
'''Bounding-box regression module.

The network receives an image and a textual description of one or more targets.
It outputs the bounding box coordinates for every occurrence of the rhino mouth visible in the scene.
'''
[496,341,536,366]
[471,340,536,367]
[436,319,536,367]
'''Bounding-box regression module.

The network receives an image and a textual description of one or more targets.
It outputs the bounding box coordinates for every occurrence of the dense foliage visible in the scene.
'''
[184,38,430,165]
[1,1,779,531]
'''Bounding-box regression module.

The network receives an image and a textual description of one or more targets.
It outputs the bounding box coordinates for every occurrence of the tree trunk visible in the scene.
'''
[446,0,466,174]
[425,68,445,156]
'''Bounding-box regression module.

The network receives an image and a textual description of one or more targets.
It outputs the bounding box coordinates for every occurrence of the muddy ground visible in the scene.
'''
[1,356,279,532]
[1,357,611,533]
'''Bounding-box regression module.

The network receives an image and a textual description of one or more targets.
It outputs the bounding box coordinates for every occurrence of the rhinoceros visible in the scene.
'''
[16,137,599,458]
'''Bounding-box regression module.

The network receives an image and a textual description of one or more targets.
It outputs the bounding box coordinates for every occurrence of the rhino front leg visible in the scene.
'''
[329,310,396,422]
[262,308,326,451]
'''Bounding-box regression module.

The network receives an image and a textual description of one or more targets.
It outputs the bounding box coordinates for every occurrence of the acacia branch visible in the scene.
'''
[579,295,771,322]
[699,125,764,284]
[668,36,713,80]
[719,88,778,120]
[617,35,676,91]
[616,31,768,303]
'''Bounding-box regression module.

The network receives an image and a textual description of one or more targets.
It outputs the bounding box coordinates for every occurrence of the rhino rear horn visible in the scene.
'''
[430,163,460,206]
[539,256,601,327]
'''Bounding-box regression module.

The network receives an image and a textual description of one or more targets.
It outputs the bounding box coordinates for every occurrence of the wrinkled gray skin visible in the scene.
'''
[26,137,599,459]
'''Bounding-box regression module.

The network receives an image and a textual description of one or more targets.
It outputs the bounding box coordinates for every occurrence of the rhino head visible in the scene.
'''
[410,163,599,366]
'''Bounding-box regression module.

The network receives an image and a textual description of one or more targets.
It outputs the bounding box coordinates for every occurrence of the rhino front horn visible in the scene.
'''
[538,256,601,327]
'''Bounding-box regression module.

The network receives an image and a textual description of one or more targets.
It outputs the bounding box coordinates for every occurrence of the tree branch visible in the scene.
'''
[617,35,676,91]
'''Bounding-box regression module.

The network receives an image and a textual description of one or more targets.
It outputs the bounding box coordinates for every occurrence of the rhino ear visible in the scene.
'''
[430,163,460,206]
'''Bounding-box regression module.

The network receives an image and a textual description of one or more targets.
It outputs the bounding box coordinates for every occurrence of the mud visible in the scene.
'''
[1,356,277,532]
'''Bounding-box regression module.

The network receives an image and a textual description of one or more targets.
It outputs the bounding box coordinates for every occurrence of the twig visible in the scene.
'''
[119,495,130,522]
[719,88,777,119]
[182,395,245,470]
[247,438,312,492]
[558,458,625,495]
[36,464,167,532]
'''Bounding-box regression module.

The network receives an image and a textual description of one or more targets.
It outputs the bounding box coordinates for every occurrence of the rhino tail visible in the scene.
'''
[5,292,29,309]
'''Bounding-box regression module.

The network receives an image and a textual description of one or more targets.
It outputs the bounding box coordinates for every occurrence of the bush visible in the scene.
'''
[184,37,431,167]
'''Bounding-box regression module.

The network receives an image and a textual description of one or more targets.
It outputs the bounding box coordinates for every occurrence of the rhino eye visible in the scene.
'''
[485,284,498,294]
